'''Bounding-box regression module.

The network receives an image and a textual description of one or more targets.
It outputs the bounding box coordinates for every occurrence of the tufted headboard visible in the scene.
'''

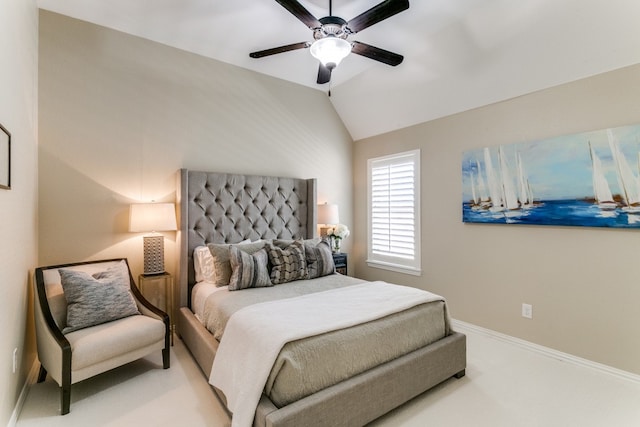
[176,169,317,307]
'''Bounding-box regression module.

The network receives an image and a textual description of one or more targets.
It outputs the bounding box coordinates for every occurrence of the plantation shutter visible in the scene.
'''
[367,150,421,275]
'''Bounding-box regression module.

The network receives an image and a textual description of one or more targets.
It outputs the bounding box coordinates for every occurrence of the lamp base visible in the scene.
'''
[143,235,165,275]
[319,226,332,237]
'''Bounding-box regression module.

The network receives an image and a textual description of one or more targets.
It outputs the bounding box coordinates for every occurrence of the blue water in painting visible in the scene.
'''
[462,200,640,228]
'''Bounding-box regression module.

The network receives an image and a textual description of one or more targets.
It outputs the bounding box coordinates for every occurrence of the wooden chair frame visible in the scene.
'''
[34,258,170,415]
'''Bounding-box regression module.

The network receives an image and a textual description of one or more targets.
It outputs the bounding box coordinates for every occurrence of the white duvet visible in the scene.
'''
[209,281,445,427]
[191,281,226,323]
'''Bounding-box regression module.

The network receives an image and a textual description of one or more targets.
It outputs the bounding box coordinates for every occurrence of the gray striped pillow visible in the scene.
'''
[207,240,266,286]
[305,240,335,279]
[267,240,307,285]
[228,246,272,291]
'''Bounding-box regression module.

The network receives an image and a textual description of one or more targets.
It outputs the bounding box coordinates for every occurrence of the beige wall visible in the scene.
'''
[38,11,353,282]
[35,4,639,403]
[354,64,640,375]
[0,0,39,424]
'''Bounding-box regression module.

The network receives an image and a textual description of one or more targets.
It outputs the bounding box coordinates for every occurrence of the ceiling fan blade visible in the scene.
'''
[275,0,322,29]
[346,0,409,34]
[250,42,310,58]
[317,64,332,84]
[351,41,404,66]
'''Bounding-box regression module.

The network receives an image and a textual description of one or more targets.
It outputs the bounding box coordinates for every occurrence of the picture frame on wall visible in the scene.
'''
[0,123,10,190]
[462,123,640,229]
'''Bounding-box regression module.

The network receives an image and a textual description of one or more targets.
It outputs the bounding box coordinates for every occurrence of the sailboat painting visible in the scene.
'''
[462,123,640,228]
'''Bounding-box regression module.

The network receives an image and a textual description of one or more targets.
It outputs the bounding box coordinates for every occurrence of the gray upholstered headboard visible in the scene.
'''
[177,169,317,307]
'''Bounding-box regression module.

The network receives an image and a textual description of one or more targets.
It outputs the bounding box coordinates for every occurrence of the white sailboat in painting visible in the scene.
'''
[479,146,534,218]
[588,141,617,212]
[607,129,640,214]
[470,172,479,207]
[498,146,522,218]
[516,153,535,209]
[484,147,504,212]
[470,160,491,210]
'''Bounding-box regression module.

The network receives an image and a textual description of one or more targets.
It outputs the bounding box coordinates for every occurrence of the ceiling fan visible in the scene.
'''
[250,0,410,85]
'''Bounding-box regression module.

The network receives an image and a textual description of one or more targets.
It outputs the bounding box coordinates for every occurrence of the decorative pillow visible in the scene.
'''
[60,262,140,334]
[272,237,320,249]
[207,240,265,286]
[266,240,307,285]
[194,239,251,282]
[194,246,215,283]
[228,247,272,291]
[304,240,335,279]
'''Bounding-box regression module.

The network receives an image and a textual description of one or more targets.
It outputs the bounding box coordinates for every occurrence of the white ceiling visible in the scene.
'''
[37,0,640,140]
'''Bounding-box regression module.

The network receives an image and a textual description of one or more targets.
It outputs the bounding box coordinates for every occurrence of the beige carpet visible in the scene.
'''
[17,338,230,427]
[17,325,640,426]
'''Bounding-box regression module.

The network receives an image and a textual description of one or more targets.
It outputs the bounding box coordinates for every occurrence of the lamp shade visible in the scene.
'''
[310,37,351,69]
[318,203,339,225]
[129,203,177,232]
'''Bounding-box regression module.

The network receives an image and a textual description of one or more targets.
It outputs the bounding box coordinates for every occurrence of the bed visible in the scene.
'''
[175,169,466,427]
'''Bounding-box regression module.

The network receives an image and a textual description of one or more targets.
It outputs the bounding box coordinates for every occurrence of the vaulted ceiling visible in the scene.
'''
[37,0,640,140]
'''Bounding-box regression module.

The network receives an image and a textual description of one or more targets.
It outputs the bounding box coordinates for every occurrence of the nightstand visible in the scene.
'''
[138,273,174,345]
[332,252,347,275]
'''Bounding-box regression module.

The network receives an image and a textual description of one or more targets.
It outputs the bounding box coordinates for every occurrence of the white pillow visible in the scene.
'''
[194,239,252,283]
[194,246,214,283]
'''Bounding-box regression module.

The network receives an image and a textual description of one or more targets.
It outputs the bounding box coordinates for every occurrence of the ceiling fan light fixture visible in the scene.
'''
[310,36,351,69]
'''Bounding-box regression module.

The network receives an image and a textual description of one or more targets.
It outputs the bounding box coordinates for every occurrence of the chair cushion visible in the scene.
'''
[66,314,165,371]
[60,261,140,333]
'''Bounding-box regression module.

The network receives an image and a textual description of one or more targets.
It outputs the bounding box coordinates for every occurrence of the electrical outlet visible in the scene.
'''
[522,303,533,319]
[12,348,17,373]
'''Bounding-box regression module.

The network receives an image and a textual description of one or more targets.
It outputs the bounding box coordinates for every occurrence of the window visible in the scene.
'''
[367,149,421,275]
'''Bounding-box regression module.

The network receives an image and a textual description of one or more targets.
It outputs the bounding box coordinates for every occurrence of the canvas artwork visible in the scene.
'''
[462,124,640,228]
[0,123,10,190]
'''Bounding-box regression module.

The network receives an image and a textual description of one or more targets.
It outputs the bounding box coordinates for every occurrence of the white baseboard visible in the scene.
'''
[451,319,640,384]
[8,360,40,427]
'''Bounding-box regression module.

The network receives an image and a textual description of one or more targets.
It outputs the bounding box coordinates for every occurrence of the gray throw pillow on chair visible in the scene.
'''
[60,261,140,333]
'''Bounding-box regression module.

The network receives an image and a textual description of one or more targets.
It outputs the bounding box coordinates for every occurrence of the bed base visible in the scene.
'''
[177,307,466,427]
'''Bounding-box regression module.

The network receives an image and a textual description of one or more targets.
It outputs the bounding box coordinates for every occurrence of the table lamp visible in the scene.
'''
[129,203,177,275]
[317,202,339,237]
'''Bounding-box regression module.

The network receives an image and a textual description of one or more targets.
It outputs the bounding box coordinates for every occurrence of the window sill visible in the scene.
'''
[366,260,422,276]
